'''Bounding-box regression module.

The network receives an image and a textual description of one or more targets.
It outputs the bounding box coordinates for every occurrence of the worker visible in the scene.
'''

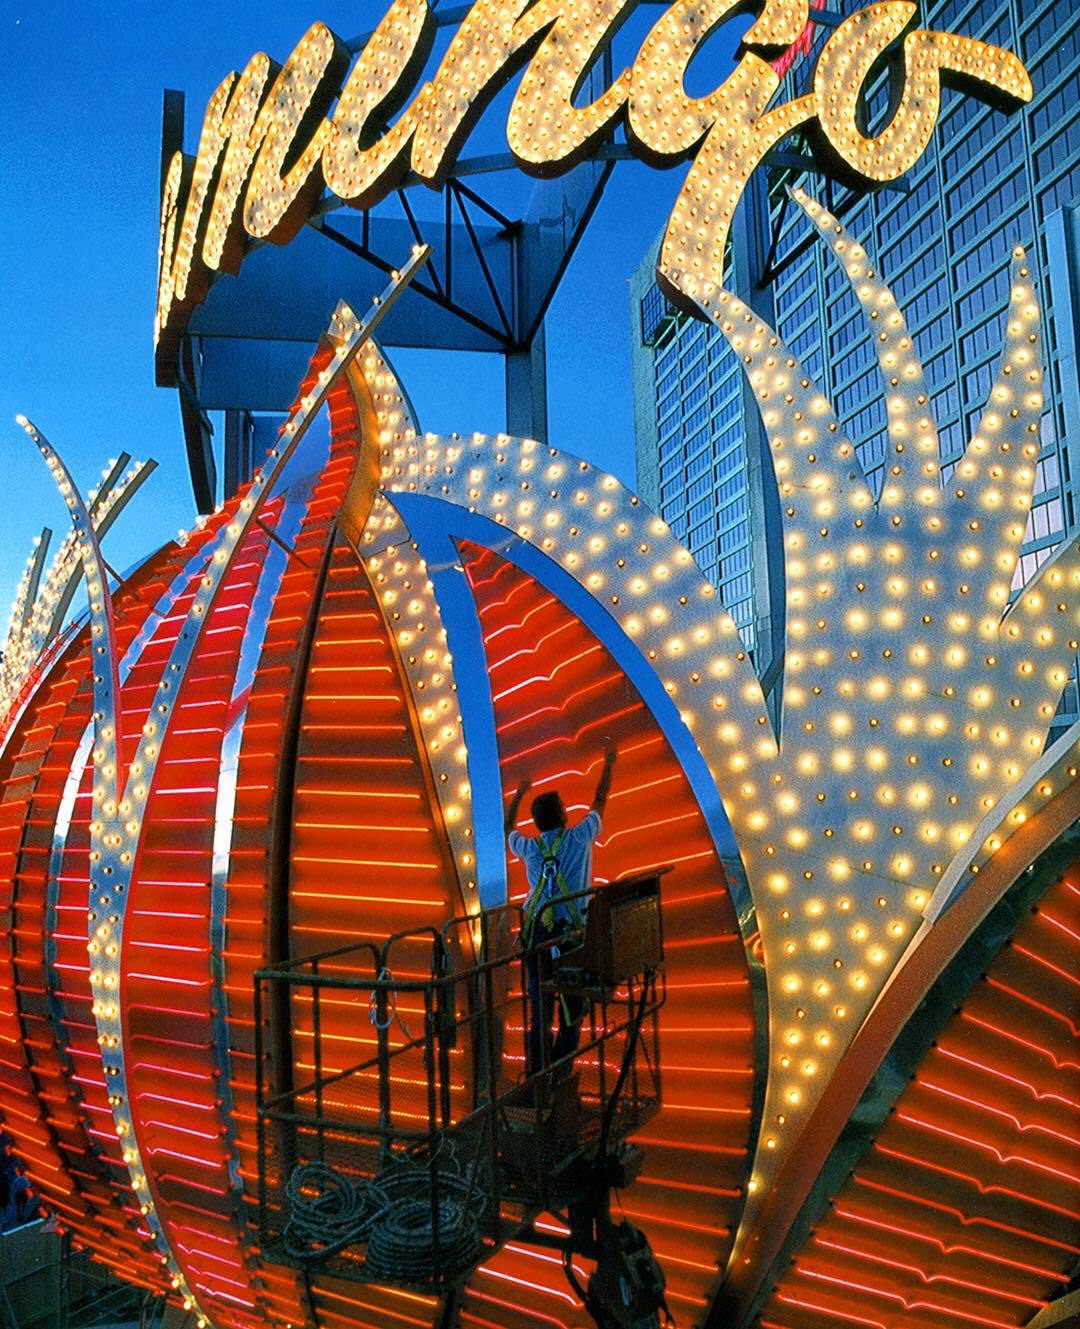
[505,749,617,1074]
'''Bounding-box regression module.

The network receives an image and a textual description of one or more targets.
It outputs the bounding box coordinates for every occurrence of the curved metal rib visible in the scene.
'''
[16,417,125,791]
[0,456,157,735]
[11,417,206,1312]
[16,249,429,1328]
[44,458,158,645]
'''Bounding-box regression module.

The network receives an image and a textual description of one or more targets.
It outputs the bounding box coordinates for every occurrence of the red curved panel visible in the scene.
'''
[118,515,271,1328]
[107,357,389,1325]
[457,542,757,1326]
[216,355,377,1329]
[287,533,470,1329]
[0,652,93,1207]
[755,869,1080,1329]
[0,637,165,1284]
[0,347,471,1326]
[0,529,225,1292]
[289,541,457,958]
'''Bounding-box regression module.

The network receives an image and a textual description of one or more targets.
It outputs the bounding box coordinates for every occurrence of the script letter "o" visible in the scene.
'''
[812,2,1032,183]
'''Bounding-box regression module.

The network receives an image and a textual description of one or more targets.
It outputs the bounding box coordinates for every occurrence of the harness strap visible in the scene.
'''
[522,828,584,944]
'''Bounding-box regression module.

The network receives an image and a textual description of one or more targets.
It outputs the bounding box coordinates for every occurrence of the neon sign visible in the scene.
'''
[155,0,1031,376]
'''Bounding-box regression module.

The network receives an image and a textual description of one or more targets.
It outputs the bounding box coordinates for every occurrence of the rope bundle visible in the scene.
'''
[283,1145,486,1283]
[365,1159,485,1282]
[283,1160,379,1261]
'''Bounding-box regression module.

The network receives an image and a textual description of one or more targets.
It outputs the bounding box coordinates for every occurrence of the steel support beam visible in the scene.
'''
[732,169,785,725]
[223,410,253,499]
[505,325,548,444]
[162,11,618,510]
[178,338,216,514]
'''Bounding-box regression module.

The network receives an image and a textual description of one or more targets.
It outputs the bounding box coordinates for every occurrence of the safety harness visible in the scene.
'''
[522,828,584,948]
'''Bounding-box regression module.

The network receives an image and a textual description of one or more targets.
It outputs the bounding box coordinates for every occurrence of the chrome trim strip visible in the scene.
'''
[209,480,312,1195]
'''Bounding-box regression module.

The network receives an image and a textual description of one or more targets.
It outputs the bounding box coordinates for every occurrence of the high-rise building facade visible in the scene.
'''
[630,235,762,656]
[630,0,1080,729]
[630,176,787,702]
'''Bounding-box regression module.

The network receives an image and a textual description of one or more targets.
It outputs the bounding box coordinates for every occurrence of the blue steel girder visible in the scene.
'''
[165,0,621,509]
[177,155,613,503]
[185,163,614,369]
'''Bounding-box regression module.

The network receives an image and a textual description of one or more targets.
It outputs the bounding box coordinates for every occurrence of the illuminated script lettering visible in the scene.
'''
[155,0,1031,377]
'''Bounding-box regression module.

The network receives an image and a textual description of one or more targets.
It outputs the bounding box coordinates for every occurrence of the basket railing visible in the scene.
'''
[254,873,666,1288]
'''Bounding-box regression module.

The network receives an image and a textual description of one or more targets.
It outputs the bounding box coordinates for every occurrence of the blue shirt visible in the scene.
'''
[508,810,602,930]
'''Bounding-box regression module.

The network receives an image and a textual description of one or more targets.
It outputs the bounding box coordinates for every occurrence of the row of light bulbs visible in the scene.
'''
[0,457,151,737]
[342,193,1079,1276]
[156,0,1032,355]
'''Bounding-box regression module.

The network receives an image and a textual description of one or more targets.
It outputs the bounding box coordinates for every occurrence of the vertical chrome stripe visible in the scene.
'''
[210,482,312,1195]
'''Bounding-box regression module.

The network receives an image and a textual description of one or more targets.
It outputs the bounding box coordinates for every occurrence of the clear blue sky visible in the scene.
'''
[0,3,744,620]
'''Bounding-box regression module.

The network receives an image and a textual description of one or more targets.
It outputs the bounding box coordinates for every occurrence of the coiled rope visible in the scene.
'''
[283,1141,486,1282]
[364,1156,485,1282]
[283,1160,379,1261]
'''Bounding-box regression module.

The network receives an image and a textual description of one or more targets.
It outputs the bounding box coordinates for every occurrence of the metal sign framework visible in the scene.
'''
[164,1,620,511]
[162,0,1028,512]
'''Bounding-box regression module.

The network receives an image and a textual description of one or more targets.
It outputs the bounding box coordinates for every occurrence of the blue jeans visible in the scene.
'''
[524,920,584,1074]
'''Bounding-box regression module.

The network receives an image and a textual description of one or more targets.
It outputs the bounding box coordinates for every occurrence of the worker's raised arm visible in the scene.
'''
[505,778,531,836]
[592,749,617,816]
